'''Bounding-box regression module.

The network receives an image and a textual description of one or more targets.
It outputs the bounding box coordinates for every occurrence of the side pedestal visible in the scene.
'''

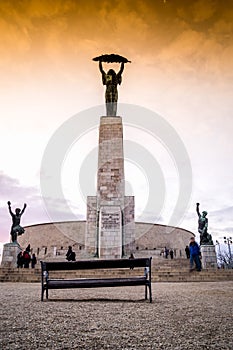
[1,242,22,268]
[200,245,217,269]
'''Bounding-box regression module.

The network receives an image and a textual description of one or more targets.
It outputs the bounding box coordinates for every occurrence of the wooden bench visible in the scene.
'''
[40,258,152,302]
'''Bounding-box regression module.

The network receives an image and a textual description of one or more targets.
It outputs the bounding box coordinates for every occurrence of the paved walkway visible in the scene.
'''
[0,282,232,349]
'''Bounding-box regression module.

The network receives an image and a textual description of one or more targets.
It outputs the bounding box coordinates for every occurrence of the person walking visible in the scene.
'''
[189,237,202,272]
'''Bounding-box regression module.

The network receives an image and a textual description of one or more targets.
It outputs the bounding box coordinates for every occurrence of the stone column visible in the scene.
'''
[85,116,135,258]
[97,116,125,207]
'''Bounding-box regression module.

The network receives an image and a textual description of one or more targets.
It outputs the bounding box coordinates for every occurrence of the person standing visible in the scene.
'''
[17,251,24,268]
[189,237,202,272]
[169,249,174,259]
[129,253,135,270]
[185,245,190,259]
[164,247,169,259]
[66,246,76,261]
[31,253,37,268]
[23,250,31,268]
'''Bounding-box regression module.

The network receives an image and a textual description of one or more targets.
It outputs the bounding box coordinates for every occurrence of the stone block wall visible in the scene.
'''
[1,243,22,267]
[85,196,97,255]
[123,196,135,254]
[97,116,125,207]
[18,221,195,260]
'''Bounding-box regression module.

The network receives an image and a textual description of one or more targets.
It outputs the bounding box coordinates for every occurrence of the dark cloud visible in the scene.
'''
[210,206,233,225]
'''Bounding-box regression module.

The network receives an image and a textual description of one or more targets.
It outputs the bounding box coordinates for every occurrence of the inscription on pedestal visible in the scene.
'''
[101,212,120,230]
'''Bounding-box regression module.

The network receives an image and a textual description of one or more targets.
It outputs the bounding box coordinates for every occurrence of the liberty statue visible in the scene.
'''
[93,53,130,116]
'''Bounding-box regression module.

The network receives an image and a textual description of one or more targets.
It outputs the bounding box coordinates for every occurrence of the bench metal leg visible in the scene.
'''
[46,288,48,300]
[149,284,152,303]
[145,284,148,300]
[145,284,152,303]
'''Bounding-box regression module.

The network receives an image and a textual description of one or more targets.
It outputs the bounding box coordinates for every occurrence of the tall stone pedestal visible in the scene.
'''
[85,116,135,258]
[200,245,217,269]
[1,242,22,268]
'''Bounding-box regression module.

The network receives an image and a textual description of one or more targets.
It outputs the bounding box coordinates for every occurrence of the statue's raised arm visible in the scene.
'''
[99,61,105,75]
[196,202,201,217]
[118,62,124,76]
[7,201,14,217]
[21,203,27,216]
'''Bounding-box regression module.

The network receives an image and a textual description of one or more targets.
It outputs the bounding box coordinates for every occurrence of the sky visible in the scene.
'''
[0,0,233,246]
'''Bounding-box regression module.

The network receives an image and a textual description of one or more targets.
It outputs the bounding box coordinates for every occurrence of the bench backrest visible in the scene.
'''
[41,258,152,272]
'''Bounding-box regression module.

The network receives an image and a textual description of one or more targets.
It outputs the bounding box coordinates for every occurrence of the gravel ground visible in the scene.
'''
[0,282,232,350]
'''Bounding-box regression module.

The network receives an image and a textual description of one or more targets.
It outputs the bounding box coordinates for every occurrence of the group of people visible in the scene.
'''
[17,244,37,269]
[160,247,174,259]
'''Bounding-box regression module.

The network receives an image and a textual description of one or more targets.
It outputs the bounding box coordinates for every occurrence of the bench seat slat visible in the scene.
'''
[42,258,150,271]
[46,277,148,289]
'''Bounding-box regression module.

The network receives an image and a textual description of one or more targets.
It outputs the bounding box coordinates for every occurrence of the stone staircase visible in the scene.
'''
[0,257,233,283]
[0,266,41,282]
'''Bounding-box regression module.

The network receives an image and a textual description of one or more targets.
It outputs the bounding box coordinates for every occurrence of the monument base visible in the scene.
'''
[1,242,22,268]
[99,206,122,259]
[200,245,217,269]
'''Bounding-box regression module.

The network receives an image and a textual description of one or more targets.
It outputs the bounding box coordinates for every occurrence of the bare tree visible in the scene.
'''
[216,243,233,269]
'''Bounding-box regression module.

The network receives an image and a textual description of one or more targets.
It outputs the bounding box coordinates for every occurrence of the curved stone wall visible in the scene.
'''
[18,221,194,260]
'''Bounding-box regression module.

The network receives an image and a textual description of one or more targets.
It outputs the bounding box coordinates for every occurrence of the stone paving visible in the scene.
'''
[0,282,232,349]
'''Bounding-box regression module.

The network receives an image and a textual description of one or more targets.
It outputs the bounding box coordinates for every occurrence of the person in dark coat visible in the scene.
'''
[185,245,190,259]
[169,249,174,259]
[31,253,37,268]
[23,250,31,268]
[17,251,24,268]
[164,247,169,259]
[66,246,76,261]
[129,253,135,270]
[189,237,202,272]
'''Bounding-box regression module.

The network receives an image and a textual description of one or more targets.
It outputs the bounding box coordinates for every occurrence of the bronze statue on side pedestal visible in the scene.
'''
[7,201,27,243]
[196,203,213,245]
